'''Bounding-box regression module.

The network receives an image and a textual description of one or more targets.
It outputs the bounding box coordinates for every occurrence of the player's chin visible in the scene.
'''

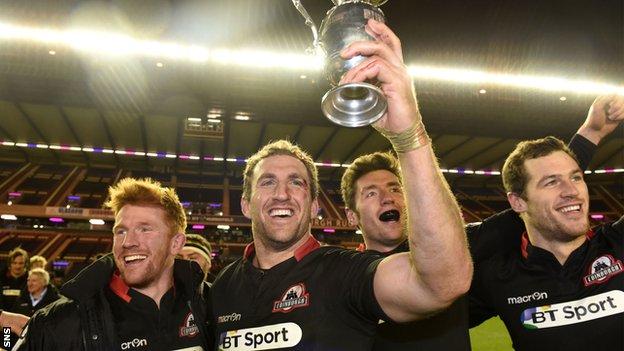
[561,221,589,237]
[120,271,146,287]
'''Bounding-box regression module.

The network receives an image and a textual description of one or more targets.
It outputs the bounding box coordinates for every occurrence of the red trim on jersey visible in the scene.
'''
[109,272,132,303]
[520,232,529,259]
[243,242,255,260]
[244,235,321,262]
[294,235,321,261]
[356,243,366,252]
[520,229,596,259]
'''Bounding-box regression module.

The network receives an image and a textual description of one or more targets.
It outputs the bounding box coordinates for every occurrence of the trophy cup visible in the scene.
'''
[292,0,388,127]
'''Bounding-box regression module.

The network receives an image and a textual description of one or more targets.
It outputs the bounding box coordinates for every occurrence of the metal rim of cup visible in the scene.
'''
[321,82,387,127]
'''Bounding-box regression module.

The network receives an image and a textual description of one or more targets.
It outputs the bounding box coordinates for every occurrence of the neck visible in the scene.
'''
[133,264,175,308]
[364,236,405,253]
[526,226,587,265]
[252,233,312,270]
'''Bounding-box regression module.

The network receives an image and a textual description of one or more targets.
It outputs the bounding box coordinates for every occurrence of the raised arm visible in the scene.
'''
[576,94,624,145]
[468,94,624,262]
[340,19,472,322]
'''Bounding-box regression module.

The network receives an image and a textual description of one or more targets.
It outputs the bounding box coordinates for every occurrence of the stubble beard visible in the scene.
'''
[528,209,589,243]
[253,208,312,252]
[116,255,164,290]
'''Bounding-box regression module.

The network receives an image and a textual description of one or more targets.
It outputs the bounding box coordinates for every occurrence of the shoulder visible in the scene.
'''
[46,285,61,299]
[30,296,78,323]
[211,259,245,289]
[27,296,81,339]
[590,216,624,247]
[600,216,624,236]
[473,249,518,284]
[61,255,115,299]
[22,297,83,350]
[312,247,384,280]
[316,246,383,264]
[467,209,525,263]
[217,258,244,277]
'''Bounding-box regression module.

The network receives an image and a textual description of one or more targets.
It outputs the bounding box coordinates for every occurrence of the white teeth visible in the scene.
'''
[124,255,147,263]
[560,205,581,213]
[269,209,293,217]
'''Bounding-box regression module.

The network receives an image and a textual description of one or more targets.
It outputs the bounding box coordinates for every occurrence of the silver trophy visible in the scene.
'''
[293,0,388,127]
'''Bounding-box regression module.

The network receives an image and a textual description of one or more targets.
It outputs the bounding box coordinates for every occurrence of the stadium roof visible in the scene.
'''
[0,0,621,182]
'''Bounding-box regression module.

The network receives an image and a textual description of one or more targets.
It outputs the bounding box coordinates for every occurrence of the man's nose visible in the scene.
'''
[273,182,291,200]
[380,190,395,205]
[121,228,140,247]
[560,179,580,198]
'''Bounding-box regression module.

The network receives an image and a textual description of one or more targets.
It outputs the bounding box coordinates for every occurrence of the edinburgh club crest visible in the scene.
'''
[272,283,310,313]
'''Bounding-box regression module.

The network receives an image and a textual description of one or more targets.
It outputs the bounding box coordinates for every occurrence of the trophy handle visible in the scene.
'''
[291,0,320,49]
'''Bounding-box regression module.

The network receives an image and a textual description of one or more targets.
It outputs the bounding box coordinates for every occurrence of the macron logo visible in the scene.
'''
[218,313,242,323]
[121,338,147,350]
[507,291,548,305]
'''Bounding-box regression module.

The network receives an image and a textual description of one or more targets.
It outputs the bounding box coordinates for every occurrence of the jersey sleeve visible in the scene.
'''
[568,134,597,170]
[330,250,389,323]
[467,259,498,328]
[595,215,624,242]
[467,209,524,264]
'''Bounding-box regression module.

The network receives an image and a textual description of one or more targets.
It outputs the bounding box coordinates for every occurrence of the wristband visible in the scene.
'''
[375,120,430,153]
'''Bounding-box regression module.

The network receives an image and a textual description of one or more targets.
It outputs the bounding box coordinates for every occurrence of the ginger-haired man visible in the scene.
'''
[17,178,212,350]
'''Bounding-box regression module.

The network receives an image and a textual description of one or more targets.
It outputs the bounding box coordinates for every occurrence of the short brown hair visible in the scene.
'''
[341,151,401,211]
[502,136,579,196]
[105,178,187,234]
[242,140,319,201]
[8,247,28,265]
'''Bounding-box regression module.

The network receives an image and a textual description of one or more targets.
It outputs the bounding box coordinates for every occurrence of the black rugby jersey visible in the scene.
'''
[368,240,471,351]
[210,235,388,351]
[106,273,205,351]
[469,217,624,351]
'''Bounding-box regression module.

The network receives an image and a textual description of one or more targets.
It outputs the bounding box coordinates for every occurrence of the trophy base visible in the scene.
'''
[321,82,387,128]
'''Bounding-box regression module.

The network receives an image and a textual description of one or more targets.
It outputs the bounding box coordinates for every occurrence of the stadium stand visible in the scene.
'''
[1,160,621,284]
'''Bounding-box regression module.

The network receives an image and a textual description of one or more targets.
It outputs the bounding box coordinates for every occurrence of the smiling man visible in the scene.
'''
[469,137,624,351]
[13,268,60,317]
[210,19,472,351]
[17,178,212,351]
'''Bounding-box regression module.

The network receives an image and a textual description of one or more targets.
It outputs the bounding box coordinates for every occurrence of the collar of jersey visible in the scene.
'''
[520,229,595,268]
[243,234,321,262]
[360,239,409,256]
[109,271,132,303]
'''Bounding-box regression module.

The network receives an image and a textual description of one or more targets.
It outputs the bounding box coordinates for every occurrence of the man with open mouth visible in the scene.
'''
[341,151,471,350]
[17,178,212,351]
[340,95,624,350]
